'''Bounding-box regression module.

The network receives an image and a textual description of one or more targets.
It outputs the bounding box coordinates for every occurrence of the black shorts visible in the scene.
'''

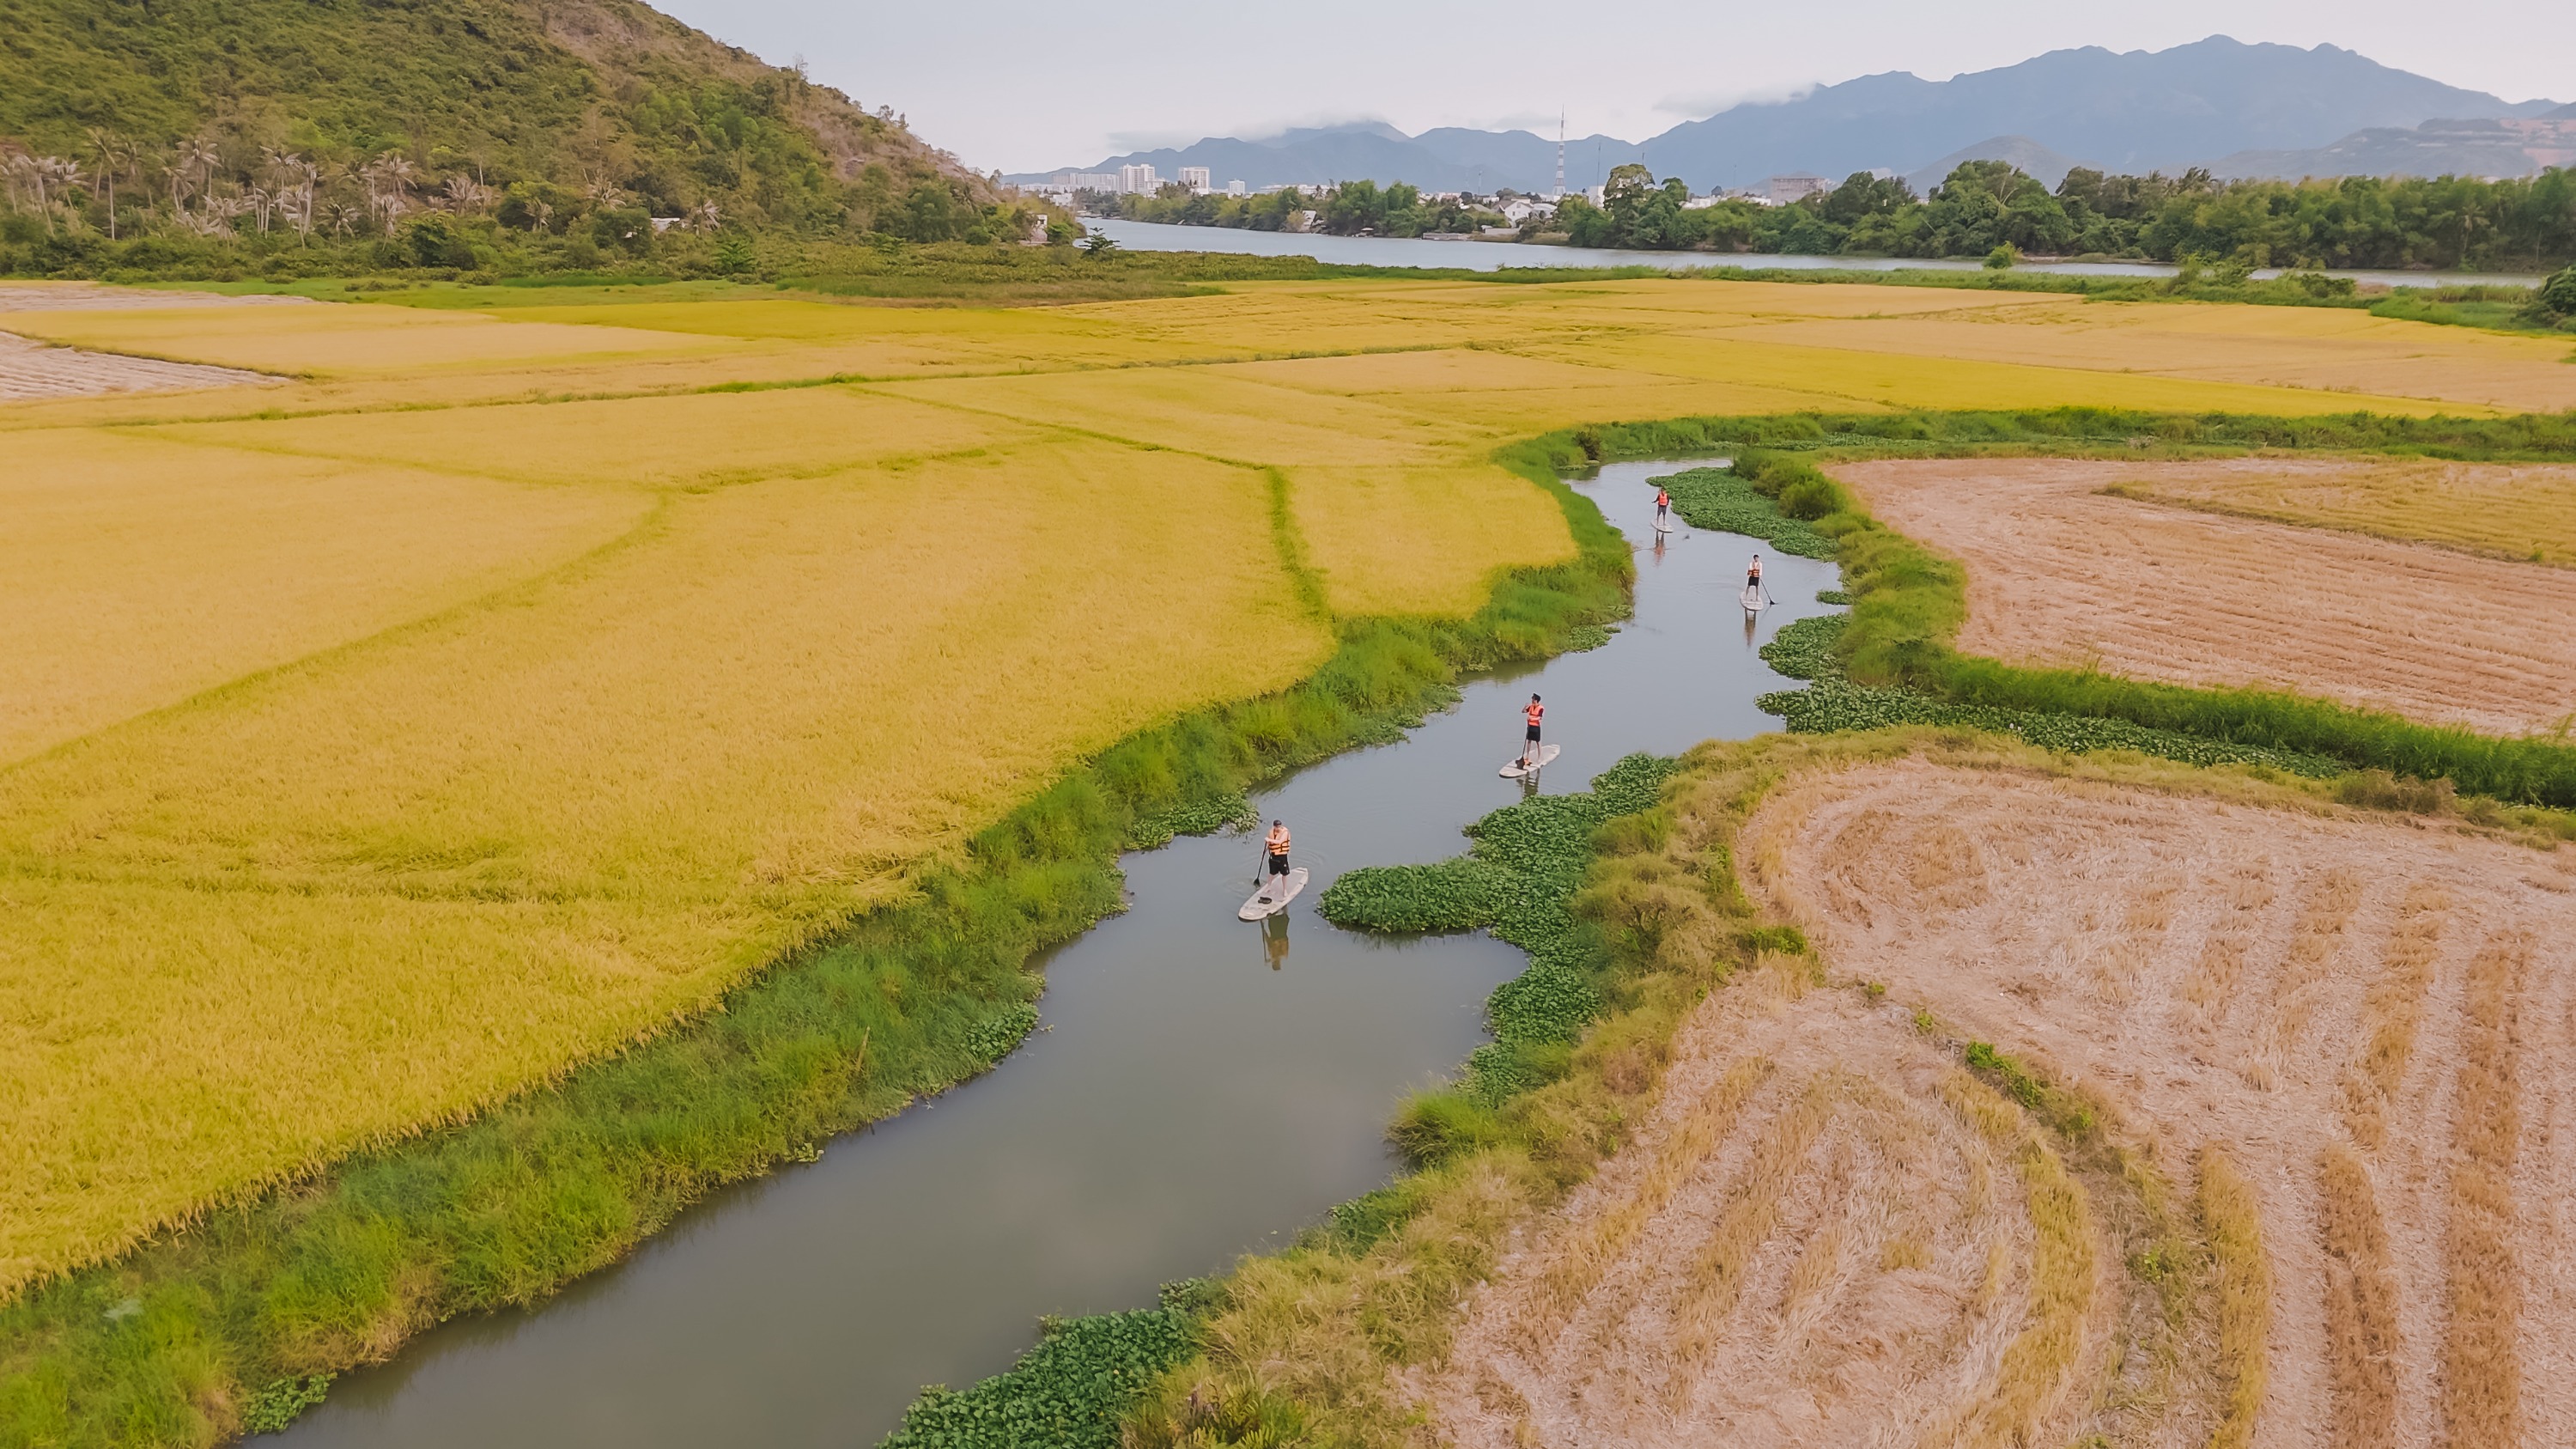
[1525,724,1543,741]
[1267,852,1290,875]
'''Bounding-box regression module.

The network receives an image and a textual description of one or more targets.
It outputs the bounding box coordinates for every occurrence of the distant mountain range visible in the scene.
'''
[1018,37,2561,194]
[1030,121,1646,195]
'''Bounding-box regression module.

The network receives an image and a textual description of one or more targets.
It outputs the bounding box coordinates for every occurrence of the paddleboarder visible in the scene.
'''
[1654,486,1671,527]
[1519,694,1545,770]
[1746,551,1764,594]
[1264,819,1291,887]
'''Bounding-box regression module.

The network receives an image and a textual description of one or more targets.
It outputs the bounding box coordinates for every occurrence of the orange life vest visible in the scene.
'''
[1267,827,1291,856]
[1525,702,1545,728]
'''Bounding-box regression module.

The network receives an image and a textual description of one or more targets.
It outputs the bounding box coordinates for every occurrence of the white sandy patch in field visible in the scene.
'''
[1834,458,2576,736]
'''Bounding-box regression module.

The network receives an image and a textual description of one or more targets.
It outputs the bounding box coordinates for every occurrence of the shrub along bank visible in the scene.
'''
[0,468,1631,1449]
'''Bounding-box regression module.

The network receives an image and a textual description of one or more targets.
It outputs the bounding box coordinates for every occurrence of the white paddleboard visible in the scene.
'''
[1740,582,1767,612]
[1239,867,1309,921]
[1500,743,1561,779]
[1652,513,1674,535]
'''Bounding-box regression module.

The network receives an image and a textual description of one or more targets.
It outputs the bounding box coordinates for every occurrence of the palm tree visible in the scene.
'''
[361,152,416,228]
[168,135,222,223]
[20,156,82,235]
[442,173,491,213]
[86,129,131,239]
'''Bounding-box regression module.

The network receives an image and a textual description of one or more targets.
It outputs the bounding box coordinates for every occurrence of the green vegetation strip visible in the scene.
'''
[1755,615,2346,779]
[0,472,1631,1447]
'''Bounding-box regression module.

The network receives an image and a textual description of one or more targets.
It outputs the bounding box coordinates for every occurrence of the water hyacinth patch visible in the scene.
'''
[1321,754,1678,1102]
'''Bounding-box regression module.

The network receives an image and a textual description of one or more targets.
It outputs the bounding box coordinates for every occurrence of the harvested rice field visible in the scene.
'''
[4,271,2567,1293]
[1834,458,2576,735]
[1441,750,2576,1448]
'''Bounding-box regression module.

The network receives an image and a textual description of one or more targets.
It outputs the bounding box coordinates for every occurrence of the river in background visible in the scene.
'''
[270,464,1837,1449]
[1087,216,2545,290]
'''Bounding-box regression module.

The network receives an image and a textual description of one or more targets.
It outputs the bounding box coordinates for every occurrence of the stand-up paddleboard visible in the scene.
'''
[1652,512,1674,535]
[1239,867,1309,921]
[1500,743,1560,779]
[1740,581,1767,612]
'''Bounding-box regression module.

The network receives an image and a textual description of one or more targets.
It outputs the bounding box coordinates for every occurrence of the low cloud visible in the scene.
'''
[1652,80,1820,118]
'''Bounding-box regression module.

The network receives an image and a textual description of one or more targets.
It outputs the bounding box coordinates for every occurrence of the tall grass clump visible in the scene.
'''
[0,474,1634,1448]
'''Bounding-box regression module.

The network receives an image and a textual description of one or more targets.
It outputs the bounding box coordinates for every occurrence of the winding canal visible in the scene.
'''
[271,464,1839,1448]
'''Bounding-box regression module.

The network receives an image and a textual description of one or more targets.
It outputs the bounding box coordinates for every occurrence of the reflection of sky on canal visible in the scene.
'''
[270,461,1839,1449]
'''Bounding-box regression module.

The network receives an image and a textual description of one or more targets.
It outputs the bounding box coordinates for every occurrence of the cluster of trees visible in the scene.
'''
[1106,180,1509,237]
[1552,161,2576,271]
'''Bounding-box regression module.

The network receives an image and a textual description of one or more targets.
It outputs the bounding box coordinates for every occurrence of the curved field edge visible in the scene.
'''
[0,460,1628,1449]
[1571,408,2576,811]
[1088,731,2573,1448]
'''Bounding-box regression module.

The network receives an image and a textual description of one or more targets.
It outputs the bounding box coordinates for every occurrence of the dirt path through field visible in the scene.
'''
[1833,458,2576,735]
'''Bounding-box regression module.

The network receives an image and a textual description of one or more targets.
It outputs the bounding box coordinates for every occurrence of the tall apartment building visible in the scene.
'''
[1117,163,1161,195]
[1177,167,1212,194]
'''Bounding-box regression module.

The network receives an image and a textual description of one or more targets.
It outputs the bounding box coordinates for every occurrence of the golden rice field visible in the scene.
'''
[1437,748,2576,1447]
[3,273,2572,1293]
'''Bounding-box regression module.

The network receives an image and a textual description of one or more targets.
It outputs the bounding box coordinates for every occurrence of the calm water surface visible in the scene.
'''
[272,464,1838,1449]
[1089,216,2543,289]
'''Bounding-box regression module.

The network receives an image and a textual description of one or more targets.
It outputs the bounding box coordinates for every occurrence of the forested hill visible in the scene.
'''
[0,0,1001,236]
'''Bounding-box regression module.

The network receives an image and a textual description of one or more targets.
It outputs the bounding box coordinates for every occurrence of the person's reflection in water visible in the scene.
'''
[1649,532,1667,565]
[1742,606,1759,648]
[1261,912,1291,971]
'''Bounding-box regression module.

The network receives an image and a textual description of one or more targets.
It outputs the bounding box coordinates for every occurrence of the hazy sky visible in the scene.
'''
[651,0,2572,174]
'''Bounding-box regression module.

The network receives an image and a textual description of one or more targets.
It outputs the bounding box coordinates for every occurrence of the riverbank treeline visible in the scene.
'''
[1111,159,2576,277]
[1558,161,2576,273]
